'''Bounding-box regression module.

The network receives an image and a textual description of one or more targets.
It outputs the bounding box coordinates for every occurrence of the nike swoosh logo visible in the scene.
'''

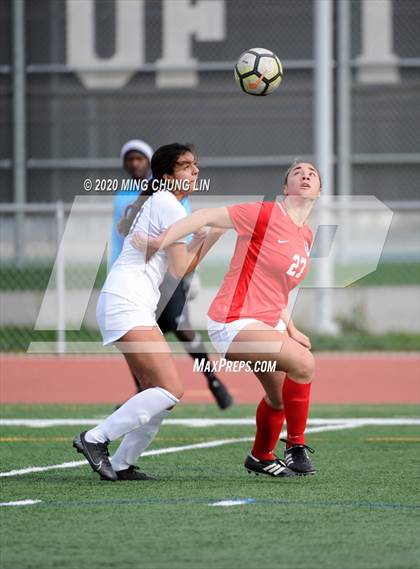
[82,439,103,469]
[278,239,288,244]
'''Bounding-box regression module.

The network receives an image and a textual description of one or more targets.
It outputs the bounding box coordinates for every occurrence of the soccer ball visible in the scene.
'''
[234,48,283,96]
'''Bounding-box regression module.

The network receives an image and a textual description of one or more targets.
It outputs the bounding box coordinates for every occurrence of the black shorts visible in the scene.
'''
[156,274,192,334]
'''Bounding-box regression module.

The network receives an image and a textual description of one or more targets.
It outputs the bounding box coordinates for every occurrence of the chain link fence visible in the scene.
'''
[0,199,419,352]
[0,0,419,202]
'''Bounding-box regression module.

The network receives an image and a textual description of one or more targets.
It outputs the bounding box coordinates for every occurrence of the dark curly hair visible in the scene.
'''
[118,142,195,236]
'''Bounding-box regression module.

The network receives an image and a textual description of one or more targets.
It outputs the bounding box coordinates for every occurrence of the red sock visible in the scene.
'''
[251,398,285,461]
[283,376,311,446]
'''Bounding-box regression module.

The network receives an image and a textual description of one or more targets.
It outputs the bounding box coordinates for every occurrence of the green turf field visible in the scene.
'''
[1,404,419,569]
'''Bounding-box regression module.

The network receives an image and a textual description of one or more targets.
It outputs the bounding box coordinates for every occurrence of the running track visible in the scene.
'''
[1,354,419,404]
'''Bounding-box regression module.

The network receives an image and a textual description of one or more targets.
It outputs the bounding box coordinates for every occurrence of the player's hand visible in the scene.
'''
[191,227,210,242]
[130,231,161,260]
[130,231,149,250]
[188,227,210,253]
[289,328,311,349]
[194,227,210,238]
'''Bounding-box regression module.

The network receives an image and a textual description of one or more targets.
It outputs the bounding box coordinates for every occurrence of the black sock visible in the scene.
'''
[183,333,220,384]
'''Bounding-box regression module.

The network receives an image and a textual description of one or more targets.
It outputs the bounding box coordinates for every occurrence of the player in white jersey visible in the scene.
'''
[111,139,233,409]
[101,189,188,333]
[73,143,224,481]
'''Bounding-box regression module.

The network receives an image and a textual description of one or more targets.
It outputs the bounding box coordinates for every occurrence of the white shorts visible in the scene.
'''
[207,316,287,357]
[96,292,158,345]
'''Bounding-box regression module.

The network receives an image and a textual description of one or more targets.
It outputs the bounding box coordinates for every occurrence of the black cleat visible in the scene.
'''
[244,453,297,478]
[283,442,316,475]
[208,377,234,410]
[73,431,117,481]
[104,465,157,481]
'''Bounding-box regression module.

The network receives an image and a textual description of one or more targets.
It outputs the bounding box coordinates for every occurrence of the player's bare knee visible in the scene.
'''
[293,352,315,382]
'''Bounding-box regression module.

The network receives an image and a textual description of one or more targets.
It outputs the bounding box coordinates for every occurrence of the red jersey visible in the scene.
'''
[208,201,313,326]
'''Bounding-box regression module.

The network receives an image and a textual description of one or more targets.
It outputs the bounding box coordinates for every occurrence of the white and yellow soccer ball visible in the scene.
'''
[234,48,283,96]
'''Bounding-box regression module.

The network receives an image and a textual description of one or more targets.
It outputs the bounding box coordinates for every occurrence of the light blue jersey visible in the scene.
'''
[110,183,192,267]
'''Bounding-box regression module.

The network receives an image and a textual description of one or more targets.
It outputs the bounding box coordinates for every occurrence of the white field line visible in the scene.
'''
[0,499,42,507]
[210,500,255,507]
[0,422,361,479]
[1,417,419,429]
[0,460,87,478]
[0,438,254,478]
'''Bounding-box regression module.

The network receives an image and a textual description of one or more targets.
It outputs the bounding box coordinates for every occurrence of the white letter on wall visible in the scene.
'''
[157,0,226,88]
[357,0,400,84]
[66,0,144,89]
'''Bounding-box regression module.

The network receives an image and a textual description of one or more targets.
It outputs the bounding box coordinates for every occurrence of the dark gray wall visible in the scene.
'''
[0,0,419,202]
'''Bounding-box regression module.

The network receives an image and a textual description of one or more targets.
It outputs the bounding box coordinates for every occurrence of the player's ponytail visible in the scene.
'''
[118,142,195,236]
[117,181,154,236]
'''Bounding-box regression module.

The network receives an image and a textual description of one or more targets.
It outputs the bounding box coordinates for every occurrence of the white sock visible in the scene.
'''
[85,387,178,443]
[110,409,169,472]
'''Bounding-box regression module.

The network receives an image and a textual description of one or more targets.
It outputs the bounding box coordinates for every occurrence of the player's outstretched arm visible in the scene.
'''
[163,207,233,248]
[131,207,233,256]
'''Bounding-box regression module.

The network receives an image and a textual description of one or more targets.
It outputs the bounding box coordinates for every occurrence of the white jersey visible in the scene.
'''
[102,191,187,309]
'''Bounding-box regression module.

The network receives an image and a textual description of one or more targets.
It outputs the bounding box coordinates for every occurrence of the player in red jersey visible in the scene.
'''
[132,160,321,477]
